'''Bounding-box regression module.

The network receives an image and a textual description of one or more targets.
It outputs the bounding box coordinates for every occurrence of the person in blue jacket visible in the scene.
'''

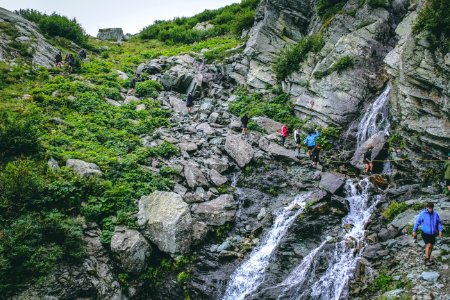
[304,129,320,157]
[412,202,444,266]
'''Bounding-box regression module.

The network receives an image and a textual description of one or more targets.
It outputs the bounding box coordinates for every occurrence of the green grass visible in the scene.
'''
[382,201,408,222]
[314,55,354,79]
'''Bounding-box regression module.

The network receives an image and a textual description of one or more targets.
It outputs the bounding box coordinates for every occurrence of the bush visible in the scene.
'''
[367,0,390,8]
[148,141,180,158]
[382,201,408,222]
[314,55,354,79]
[274,34,325,81]
[135,80,163,98]
[413,0,450,52]
[317,0,347,20]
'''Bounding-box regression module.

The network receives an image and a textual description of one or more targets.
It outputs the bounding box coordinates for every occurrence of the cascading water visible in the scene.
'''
[356,85,391,147]
[275,179,380,300]
[222,192,312,300]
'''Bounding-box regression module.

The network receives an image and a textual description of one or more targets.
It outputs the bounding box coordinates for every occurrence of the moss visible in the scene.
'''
[314,55,354,79]
[382,201,408,222]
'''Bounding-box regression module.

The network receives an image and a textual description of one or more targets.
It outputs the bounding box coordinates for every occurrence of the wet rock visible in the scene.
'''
[66,159,102,177]
[224,134,254,168]
[191,194,236,226]
[110,226,151,274]
[351,131,388,169]
[137,191,193,254]
[184,162,209,188]
[319,172,345,194]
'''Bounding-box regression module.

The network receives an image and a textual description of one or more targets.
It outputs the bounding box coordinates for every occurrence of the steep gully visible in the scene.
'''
[222,87,391,299]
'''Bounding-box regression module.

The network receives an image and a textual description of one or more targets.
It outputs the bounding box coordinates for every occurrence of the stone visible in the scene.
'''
[224,135,254,168]
[66,159,102,177]
[420,271,439,282]
[97,28,124,41]
[257,207,267,221]
[382,289,404,300]
[106,98,122,107]
[196,122,215,135]
[137,191,193,254]
[191,194,236,226]
[208,112,219,124]
[206,157,229,173]
[169,96,188,115]
[209,169,228,186]
[251,116,282,134]
[117,70,128,80]
[136,104,146,111]
[178,142,198,152]
[217,240,232,252]
[124,96,140,104]
[363,244,383,259]
[378,224,399,242]
[390,209,417,230]
[110,226,151,274]
[319,172,345,194]
[184,162,209,188]
[48,157,59,171]
[192,221,208,244]
[261,140,299,162]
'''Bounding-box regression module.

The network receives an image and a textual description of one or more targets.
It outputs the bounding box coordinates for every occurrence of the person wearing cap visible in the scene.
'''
[311,143,321,167]
[363,144,374,174]
[412,202,444,266]
[445,152,450,192]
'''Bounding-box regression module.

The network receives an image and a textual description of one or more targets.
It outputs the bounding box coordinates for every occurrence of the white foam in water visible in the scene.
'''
[356,85,391,147]
[222,192,312,300]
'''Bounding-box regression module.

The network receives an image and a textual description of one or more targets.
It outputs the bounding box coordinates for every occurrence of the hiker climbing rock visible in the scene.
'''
[311,144,321,167]
[280,124,288,146]
[363,144,374,174]
[186,92,194,113]
[128,77,136,95]
[412,202,444,266]
[304,129,320,156]
[241,114,249,136]
[55,51,62,68]
[294,128,301,154]
[445,152,450,192]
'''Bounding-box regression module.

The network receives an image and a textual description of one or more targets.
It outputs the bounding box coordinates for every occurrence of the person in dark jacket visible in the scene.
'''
[311,144,321,167]
[241,114,249,136]
[413,202,444,266]
[363,144,373,174]
[186,92,194,113]
[55,51,62,67]
[66,54,74,73]
[128,77,136,95]
[78,49,87,60]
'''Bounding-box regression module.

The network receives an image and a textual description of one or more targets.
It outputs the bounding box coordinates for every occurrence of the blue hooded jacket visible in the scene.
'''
[304,130,320,147]
[413,209,444,235]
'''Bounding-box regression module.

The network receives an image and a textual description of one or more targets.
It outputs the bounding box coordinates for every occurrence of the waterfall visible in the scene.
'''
[222,192,312,300]
[356,85,391,147]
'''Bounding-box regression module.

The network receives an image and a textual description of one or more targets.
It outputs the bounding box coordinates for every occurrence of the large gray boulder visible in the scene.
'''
[206,157,230,173]
[251,117,282,134]
[184,162,209,188]
[351,131,387,169]
[319,172,345,194]
[97,28,124,41]
[191,194,236,226]
[137,191,193,254]
[66,159,102,177]
[110,226,151,274]
[224,135,254,168]
[209,169,228,186]
[259,138,298,162]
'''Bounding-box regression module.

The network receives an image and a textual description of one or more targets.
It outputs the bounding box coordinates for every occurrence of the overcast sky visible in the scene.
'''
[1,0,241,36]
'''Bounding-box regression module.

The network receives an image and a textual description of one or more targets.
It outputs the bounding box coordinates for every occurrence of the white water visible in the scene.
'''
[222,192,312,300]
[309,179,381,300]
[356,85,391,147]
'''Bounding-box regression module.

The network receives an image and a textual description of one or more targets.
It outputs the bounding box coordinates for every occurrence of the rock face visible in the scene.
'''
[0,7,58,67]
[137,191,193,254]
[110,226,151,274]
[97,28,124,41]
[66,159,102,177]
[224,134,254,167]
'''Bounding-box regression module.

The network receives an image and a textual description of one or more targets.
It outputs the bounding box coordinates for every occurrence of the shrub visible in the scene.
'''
[367,0,390,8]
[274,34,325,81]
[413,0,450,52]
[148,141,180,158]
[382,201,408,221]
[317,0,347,20]
[314,55,354,79]
[135,80,163,98]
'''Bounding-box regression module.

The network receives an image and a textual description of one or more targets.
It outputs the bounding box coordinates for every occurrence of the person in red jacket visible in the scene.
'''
[280,124,288,146]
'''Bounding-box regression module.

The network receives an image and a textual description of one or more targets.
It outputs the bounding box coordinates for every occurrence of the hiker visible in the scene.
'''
[304,129,320,157]
[78,49,87,60]
[311,144,321,167]
[128,77,136,95]
[186,92,194,113]
[363,144,374,174]
[412,202,444,266]
[241,114,249,136]
[55,51,62,68]
[294,128,301,153]
[66,54,74,73]
[445,152,450,192]
[280,124,288,146]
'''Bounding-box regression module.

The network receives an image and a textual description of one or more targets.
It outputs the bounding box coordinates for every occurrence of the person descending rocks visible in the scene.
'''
[280,124,288,146]
[241,114,249,136]
[128,77,136,95]
[55,51,63,68]
[294,128,301,154]
[363,144,374,174]
[66,53,74,73]
[186,92,194,114]
[413,202,444,266]
[445,152,450,192]
[311,143,321,168]
[304,129,320,157]
[78,49,87,60]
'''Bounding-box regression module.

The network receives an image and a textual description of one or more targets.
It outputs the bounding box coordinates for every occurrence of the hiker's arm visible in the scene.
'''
[412,215,423,236]
[437,215,444,237]
[315,130,319,137]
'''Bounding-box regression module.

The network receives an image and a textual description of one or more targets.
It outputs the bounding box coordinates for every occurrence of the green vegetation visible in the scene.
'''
[0,21,34,58]
[16,9,88,46]
[367,272,412,297]
[317,0,348,20]
[135,80,163,98]
[139,0,259,44]
[367,0,391,8]
[314,55,354,79]
[413,0,450,52]
[274,34,325,81]
[315,126,342,150]
[382,201,408,222]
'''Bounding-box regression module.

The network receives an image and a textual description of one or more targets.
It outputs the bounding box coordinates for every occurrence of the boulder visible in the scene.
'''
[184,162,209,188]
[110,226,151,274]
[420,271,439,282]
[259,139,298,162]
[224,135,254,168]
[390,209,417,230]
[97,28,124,41]
[116,70,128,80]
[209,169,228,186]
[351,131,388,169]
[319,172,345,194]
[196,122,215,135]
[137,191,193,254]
[178,142,198,152]
[192,221,209,244]
[124,96,140,104]
[251,117,282,134]
[191,194,236,226]
[66,159,102,177]
[206,157,230,173]
[377,224,399,242]
[362,244,383,260]
[169,96,188,115]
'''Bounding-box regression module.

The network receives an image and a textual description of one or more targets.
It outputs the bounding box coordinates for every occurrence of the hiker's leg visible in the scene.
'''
[425,243,432,259]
